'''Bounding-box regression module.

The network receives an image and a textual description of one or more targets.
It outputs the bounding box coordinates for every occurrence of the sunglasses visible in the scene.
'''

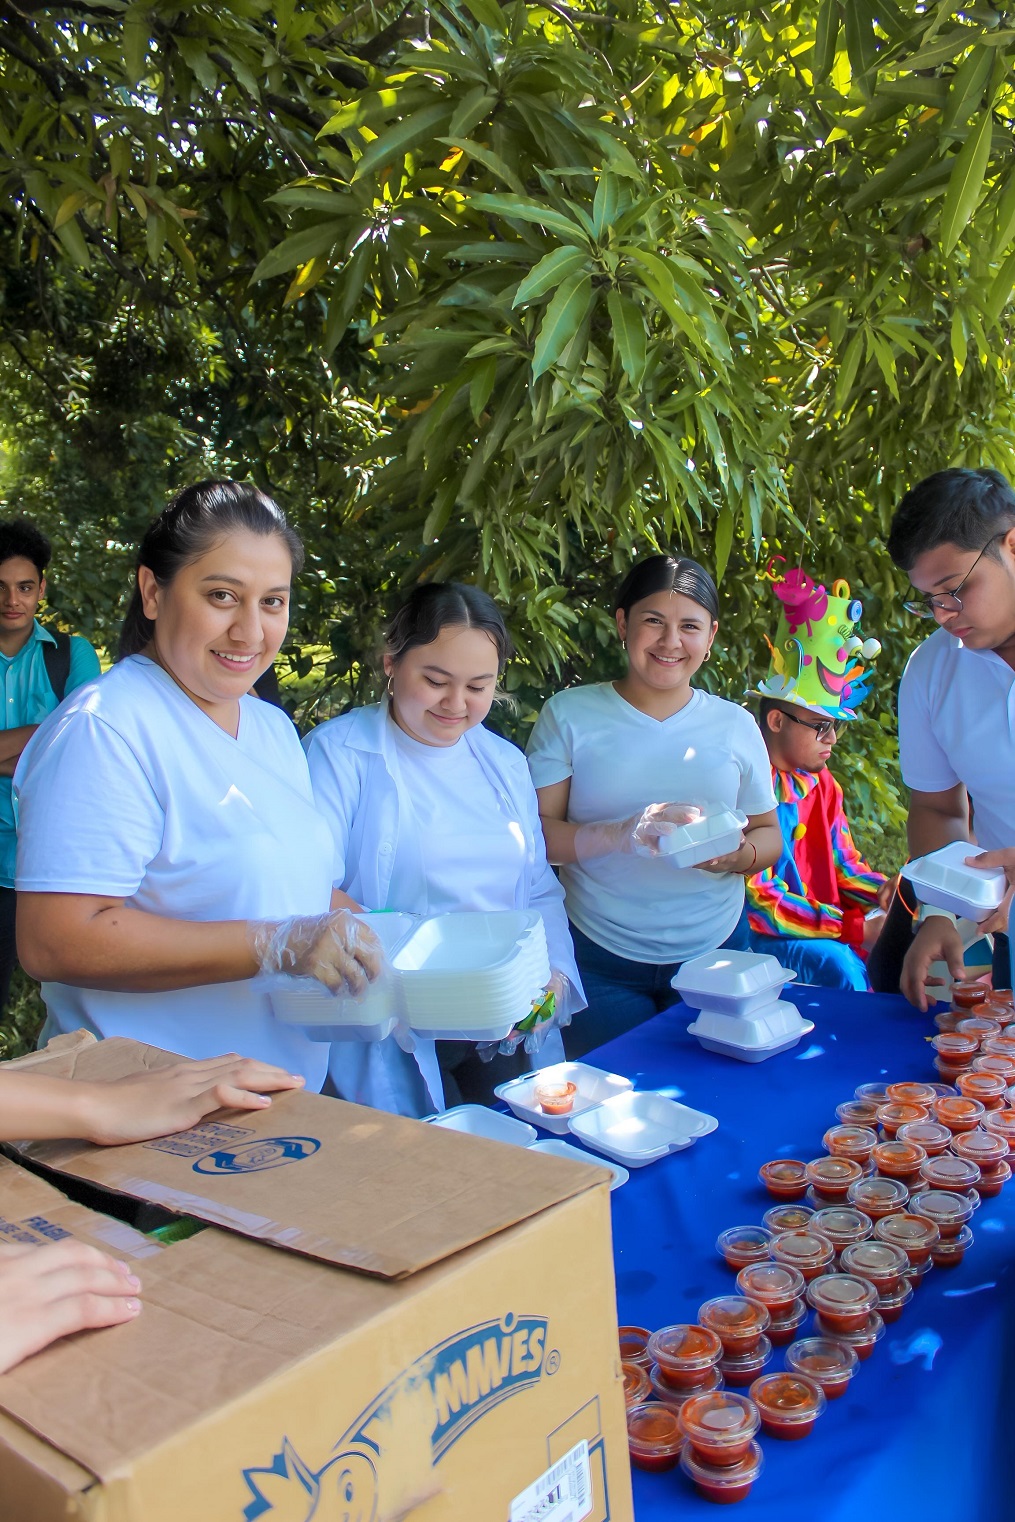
[776,708,837,742]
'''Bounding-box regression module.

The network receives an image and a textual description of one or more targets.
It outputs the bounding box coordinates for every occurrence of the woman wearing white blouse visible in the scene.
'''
[304,583,585,1115]
[528,554,781,1054]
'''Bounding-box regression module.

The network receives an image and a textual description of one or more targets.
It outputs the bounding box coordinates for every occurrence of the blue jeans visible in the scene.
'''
[566,907,752,1059]
[748,931,870,991]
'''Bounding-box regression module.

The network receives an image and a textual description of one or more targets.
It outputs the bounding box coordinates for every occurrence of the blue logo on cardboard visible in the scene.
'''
[242,1313,550,1520]
[192,1136,320,1175]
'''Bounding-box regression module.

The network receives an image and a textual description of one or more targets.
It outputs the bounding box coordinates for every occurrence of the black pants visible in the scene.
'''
[868,890,1011,993]
[0,887,17,1013]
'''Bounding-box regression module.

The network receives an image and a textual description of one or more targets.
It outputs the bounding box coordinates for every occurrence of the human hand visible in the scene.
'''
[478,974,573,1060]
[574,804,701,863]
[249,910,383,995]
[0,1240,141,1374]
[862,910,886,953]
[900,916,966,1012]
[965,847,1015,889]
[76,1054,307,1147]
[697,835,748,875]
[876,876,898,913]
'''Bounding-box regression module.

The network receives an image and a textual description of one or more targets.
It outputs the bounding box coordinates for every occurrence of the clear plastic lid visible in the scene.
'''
[622,1361,652,1408]
[974,1158,1011,1195]
[952,1128,1009,1168]
[885,1081,938,1107]
[836,1098,882,1125]
[951,979,988,1008]
[648,1360,721,1406]
[983,1034,1015,1058]
[716,1225,773,1265]
[855,1081,891,1103]
[909,1189,974,1230]
[874,1212,941,1253]
[896,1119,953,1155]
[877,1278,915,1313]
[763,1203,815,1233]
[957,1071,1007,1104]
[847,1175,910,1214]
[647,1323,723,1374]
[718,1334,773,1381]
[872,1139,928,1176]
[735,1261,805,1307]
[618,1325,652,1367]
[823,1124,878,1160]
[808,1206,873,1248]
[768,1296,808,1330]
[759,1159,809,1195]
[785,1336,859,1384]
[805,1273,878,1322]
[955,1016,1003,1041]
[838,1238,909,1284]
[680,1439,764,1493]
[749,1371,826,1425]
[920,1153,982,1190]
[805,1157,863,1191]
[973,1053,1015,1080]
[877,1101,930,1133]
[983,1110,1015,1145]
[770,1229,836,1270]
[627,1401,684,1460]
[698,1295,771,1347]
[931,1223,974,1261]
[677,1390,761,1449]
[932,1032,979,1060]
[813,1310,885,1351]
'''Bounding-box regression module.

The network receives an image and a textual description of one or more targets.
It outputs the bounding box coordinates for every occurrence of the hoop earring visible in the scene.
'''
[704,648,712,662]
[386,675,394,698]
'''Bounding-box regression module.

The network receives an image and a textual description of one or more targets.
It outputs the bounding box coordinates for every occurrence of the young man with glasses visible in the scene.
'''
[881,467,1015,1008]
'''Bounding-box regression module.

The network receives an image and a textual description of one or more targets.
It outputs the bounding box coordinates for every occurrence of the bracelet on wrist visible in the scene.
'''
[741,839,758,875]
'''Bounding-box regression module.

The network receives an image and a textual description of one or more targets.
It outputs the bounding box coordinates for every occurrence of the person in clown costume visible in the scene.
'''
[745,564,893,989]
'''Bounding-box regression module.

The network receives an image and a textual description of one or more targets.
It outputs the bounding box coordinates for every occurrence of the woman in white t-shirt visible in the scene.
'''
[527,554,780,1054]
[14,481,380,1089]
[304,583,585,1116]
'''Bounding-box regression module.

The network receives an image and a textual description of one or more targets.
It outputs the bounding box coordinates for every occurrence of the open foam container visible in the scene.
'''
[421,1107,630,1189]
[901,841,1007,924]
[270,909,551,1042]
[657,805,749,869]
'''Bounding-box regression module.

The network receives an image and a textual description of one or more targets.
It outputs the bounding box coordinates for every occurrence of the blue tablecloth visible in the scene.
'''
[578,988,1014,1522]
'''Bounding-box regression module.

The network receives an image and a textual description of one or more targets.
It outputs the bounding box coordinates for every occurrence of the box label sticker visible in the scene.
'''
[143,1121,256,1158]
[510,1440,593,1522]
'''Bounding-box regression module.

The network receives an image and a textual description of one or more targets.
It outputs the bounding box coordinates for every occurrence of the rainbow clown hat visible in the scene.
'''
[748,560,882,722]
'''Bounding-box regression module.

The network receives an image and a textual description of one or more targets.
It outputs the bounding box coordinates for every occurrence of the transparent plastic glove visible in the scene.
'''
[249,910,383,997]
[574,803,701,863]
[479,974,573,1061]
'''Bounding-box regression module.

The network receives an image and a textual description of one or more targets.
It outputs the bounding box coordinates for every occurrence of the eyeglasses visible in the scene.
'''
[902,532,1005,619]
[776,708,837,741]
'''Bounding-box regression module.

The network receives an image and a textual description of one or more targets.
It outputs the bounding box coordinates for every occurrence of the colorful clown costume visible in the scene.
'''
[746,766,888,989]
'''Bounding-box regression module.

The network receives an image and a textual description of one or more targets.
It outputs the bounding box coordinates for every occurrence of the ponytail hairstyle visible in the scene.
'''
[118,480,304,659]
[614,553,720,623]
[385,582,514,671]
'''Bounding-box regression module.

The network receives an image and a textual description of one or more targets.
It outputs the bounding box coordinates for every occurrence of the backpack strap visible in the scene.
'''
[41,630,72,703]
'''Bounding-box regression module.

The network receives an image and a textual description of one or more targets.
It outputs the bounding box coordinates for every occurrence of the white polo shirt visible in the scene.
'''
[898,627,1015,848]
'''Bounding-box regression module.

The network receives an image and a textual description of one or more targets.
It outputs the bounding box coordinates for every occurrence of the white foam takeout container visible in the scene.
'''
[657,805,749,869]
[567,1091,719,1168]
[270,910,550,1043]
[426,1105,537,1148]
[686,999,815,1064]
[901,841,1007,924]
[672,948,797,1017]
[529,1139,629,1190]
[494,1061,634,1136]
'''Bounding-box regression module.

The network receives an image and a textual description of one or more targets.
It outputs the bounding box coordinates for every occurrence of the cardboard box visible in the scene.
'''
[0,1038,634,1522]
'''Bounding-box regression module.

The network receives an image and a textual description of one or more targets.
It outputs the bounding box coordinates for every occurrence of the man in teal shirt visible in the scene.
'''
[0,518,100,1009]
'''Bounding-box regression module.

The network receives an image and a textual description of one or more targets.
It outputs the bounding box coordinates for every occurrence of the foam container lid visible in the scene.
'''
[426,1105,538,1147]
[901,842,1007,923]
[529,1139,629,1189]
[672,949,796,1015]
[686,999,813,1052]
[656,805,749,869]
[568,1090,718,1167]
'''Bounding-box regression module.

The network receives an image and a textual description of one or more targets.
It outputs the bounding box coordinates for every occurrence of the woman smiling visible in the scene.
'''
[528,553,780,1053]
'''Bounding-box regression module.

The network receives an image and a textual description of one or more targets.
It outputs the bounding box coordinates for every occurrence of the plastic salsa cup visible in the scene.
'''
[823,1124,878,1162]
[952,1129,1010,1171]
[919,1153,982,1193]
[984,1109,1015,1153]
[677,1390,761,1467]
[896,1119,953,1156]
[885,1081,938,1107]
[874,1212,940,1265]
[813,1309,885,1361]
[805,1157,863,1199]
[847,1175,910,1219]
[872,1138,928,1185]
[838,1237,909,1292]
[877,1278,914,1322]
[618,1325,652,1368]
[836,1099,882,1125]
[767,1296,808,1347]
[622,1361,652,1409]
[534,1079,577,1115]
[735,1260,805,1314]
[698,1295,771,1355]
[973,1158,1011,1198]
[932,1032,979,1066]
[763,1203,815,1234]
[716,1225,773,1270]
[982,1034,1015,1059]
[877,1102,930,1138]
[956,1071,1007,1108]
[649,1359,721,1408]
[805,1273,878,1333]
[759,1159,809,1199]
[718,1334,773,1388]
[907,1189,974,1239]
[955,1016,1004,1042]
[749,1371,826,1439]
[769,1228,836,1281]
[905,1255,935,1290]
[785,1336,859,1399]
[808,1206,873,1254]
[680,1439,764,1503]
[973,1053,1015,1082]
[855,1081,891,1103]
[930,1223,974,1267]
[627,1402,684,1472]
[646,1324,723,1388]
[951,980,988,1009]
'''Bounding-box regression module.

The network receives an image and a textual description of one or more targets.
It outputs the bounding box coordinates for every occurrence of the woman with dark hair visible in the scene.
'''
[528,553,780,1053]
[304,581,584,1115]
[13,481,381,1087]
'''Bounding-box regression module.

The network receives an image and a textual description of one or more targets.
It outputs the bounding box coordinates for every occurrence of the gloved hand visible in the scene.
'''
[574,803,701,863]
[249,910,383,997]
[478,973,573,1061]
